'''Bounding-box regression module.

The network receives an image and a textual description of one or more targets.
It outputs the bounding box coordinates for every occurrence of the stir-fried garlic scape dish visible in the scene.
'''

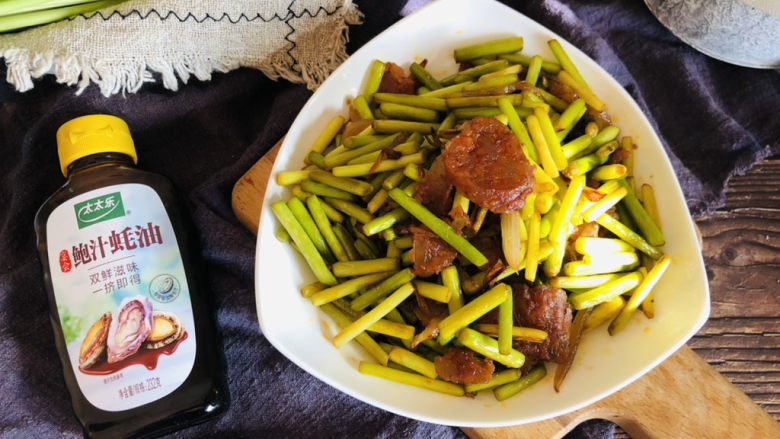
[272,36,670,400]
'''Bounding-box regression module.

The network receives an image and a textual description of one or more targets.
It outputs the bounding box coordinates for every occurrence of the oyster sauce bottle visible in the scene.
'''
[34,115,228,438]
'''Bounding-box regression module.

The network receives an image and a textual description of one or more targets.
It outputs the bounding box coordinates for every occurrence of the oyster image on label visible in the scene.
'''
[107,296,154,363]
[145,311,186,349]
[76,296,187,373]
[79,312,112,369]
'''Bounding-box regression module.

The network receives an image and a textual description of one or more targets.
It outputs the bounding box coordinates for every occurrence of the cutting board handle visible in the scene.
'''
[231,141,779,439]
[463,346,778,439]
[232,143,282,234]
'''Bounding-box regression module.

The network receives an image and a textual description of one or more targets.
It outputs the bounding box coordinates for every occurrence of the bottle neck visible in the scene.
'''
[66,153,136,177]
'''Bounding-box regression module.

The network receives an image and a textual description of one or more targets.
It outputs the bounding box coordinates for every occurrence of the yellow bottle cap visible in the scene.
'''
[56,114,137,176]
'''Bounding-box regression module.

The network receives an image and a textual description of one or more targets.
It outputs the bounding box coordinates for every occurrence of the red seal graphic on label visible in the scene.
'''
[59,250,72,273]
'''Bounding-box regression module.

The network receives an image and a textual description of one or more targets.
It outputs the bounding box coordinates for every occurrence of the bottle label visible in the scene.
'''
[46,183,196,412]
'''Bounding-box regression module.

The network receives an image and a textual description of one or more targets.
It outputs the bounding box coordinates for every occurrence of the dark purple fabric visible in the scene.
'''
[0,0,776,438]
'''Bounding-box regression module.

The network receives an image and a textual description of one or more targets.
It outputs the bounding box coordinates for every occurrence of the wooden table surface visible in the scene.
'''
[613,156,780,438]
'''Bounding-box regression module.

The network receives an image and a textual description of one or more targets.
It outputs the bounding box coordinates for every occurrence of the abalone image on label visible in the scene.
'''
[78,295,186,374]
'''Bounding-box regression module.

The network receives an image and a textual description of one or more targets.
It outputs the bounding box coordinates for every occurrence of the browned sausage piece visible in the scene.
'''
[607,148,631,165]
[512,283,573,364]
[471,233,504,274]
[378,62,416,95]
[410,225,458,278]
[435,347,495,385]
[415,155,455,218]
[547,75,612,128]
[546,76,578,104]
[442,117,534,214]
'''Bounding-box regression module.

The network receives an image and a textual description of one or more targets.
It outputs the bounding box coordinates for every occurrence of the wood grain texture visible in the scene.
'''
[612,158,780,439]
[231,143,281,234]
[694,157,780,420]
[463,346,778,439]
[231,143,779,439]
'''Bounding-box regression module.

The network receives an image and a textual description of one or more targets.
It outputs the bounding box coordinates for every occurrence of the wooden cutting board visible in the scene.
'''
[231,141,779,439]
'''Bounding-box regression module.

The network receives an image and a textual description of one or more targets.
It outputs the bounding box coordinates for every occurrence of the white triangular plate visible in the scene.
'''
[255,0,709,427]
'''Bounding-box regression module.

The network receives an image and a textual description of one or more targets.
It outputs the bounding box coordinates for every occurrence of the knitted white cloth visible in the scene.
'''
[0,0,363,96]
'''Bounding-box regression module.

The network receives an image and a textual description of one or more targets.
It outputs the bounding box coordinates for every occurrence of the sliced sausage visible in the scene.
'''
[415,155,455,218]
[410,225,458,277]
[442,117,534,213]
[435,347,495,385]
[512,283,572,364]
[378,62,416,95]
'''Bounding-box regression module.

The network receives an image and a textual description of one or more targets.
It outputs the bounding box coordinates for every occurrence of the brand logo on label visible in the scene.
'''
[149,274,181,303]
[74,192,125,229]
